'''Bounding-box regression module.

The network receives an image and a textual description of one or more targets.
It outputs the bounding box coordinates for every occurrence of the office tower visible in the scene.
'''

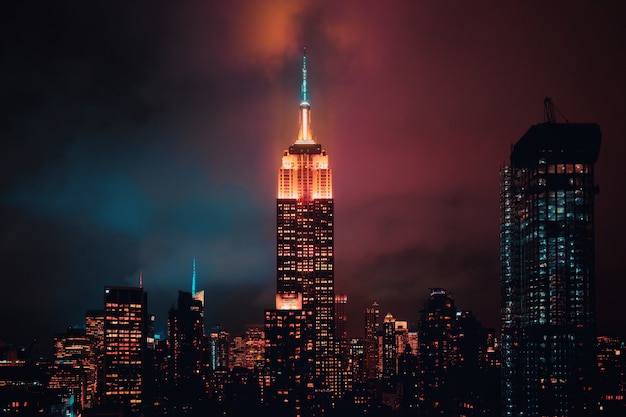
[85,310,104,408]
[208,325,230,402]
[364,301,380,381]
[264,293,315,415]
[48,327,92,411]
[102,286,148,413]
[209,325,229,372]
[397,343,419,412]
[418,288,461,414]
[596,335,626,414]
[348,338,365,385]
[335,294,349,394]
[382,313,397,379]
[273,51,337,399]
[167,291,205,410]
[500,109,601,416]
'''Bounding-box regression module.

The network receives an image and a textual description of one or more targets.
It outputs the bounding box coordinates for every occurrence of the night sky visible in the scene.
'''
[2,1,625,357]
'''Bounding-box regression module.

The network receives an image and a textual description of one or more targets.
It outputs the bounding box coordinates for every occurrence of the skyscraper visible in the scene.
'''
[418,288,461,414]
[48,327,92,411]
[500,107,601,416]
[102,286,148,413]
[382,313,397,379]
[85,309,104,408]
[272,51,338,400]
[167,290,205,410]
[364,301,380,381]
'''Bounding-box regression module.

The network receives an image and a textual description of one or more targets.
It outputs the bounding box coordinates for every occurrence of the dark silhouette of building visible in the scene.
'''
[418,288,461,415]
[0,342,50,415]
[417,288,497,416]
[364,301,380,381]
[264,294,315,416]
[500,103,601,416]
[167,290,205,412]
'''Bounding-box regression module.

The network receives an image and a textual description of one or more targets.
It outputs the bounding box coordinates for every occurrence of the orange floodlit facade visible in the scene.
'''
[269,51,340,406]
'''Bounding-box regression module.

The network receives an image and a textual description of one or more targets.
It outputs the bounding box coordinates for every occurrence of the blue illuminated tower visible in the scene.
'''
[500,109,601,416]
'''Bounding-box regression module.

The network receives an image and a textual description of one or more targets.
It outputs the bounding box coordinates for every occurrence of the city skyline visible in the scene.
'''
[1,1,625,354]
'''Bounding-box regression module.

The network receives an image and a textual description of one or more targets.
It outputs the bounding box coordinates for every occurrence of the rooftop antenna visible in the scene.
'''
[139,270,143,289]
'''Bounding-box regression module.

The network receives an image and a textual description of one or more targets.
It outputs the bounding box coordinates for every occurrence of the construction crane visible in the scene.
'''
[544,97,556,123]
[543,97,569,124]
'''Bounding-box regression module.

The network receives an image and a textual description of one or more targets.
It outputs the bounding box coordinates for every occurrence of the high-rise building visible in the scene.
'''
[596,335,626,415]
[264,294,315,414]
[167,290,205,410]
[208,325,230,402]
[418,288,461,414]
[85,309,104,408]
[48,327,92,411]
[382,313,397,379]
[500,108,601,416]
[364,301,380,381]
[102,286,148,413]
[335,294,349,394]
[271,51,338,401]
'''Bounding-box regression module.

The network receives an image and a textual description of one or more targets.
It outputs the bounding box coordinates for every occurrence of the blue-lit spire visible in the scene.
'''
[296,48,313,143]
[191,258,196,296]
[300,48,309,106]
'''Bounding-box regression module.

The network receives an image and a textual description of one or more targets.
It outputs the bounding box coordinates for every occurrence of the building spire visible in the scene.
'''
[301,47,308,104]
[139,270,143,289]
[191,258,196,296]
[297,48,313,144]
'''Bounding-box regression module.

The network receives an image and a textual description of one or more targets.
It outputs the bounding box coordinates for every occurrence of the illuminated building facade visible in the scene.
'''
[85,310,104,408]
[596,335,626,415]
[382,313,396,379]
[102,286,147,413]
[500,120,601,416]
[264,294,315,414]
[48,327,92,411]
[230,325,265,372]
[364,301,380,381]
[208,325,230,402]
[335,294,349,393]
[273,52,338,399]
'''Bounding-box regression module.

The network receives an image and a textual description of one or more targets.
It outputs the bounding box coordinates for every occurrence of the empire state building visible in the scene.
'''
[265,52,338,412]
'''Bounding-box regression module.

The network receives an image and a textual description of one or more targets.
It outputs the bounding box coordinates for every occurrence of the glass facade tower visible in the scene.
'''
[500,121,601,416]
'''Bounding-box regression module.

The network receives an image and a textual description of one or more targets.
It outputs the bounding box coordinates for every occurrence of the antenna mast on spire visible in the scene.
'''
[192,258,197,296]
[139,271,143,289]
[301,47,308,104]
[296,48,313,143]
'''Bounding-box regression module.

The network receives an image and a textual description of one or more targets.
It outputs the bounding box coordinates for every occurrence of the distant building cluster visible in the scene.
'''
[1,62,624,417]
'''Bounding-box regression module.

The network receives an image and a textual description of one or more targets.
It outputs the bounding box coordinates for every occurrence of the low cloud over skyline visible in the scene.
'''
[1,1,625,354]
